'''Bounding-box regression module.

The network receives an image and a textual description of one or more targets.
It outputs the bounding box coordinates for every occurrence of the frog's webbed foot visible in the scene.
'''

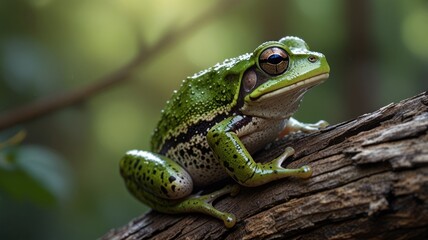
[178,185,240,228]
[280,117,328,138]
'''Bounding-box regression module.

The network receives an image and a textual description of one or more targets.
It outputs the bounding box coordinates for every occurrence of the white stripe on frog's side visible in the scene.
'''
[154,105,232,153]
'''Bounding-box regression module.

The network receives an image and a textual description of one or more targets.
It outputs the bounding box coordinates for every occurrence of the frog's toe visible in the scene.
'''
[315,120,329,129]
[297,165,313,179]
[273,147,295,166]
[304,120,328,132]
[200,185,240,204]
[222,213,237,228]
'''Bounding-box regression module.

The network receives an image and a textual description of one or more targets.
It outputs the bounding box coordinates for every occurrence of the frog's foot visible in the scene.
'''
[178,185,240,228]
[280,117,329,138]
[240,147,313,186]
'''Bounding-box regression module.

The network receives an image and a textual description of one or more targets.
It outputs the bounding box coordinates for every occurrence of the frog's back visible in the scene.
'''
[151,54,252,153]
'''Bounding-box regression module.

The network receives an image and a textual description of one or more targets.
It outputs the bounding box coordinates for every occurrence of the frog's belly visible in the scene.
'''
[239,118,286,154]
[165,136,228,187]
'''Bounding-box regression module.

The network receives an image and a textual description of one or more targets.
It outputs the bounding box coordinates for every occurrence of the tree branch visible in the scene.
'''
[101,91,428,239]
[0,0,240,131]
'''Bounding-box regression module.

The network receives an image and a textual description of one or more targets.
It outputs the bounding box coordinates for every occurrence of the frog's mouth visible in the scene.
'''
[240,73,329,119]
[251,73,329,101]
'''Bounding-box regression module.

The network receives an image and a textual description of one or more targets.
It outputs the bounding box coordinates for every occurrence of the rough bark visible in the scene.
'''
[102,92,428,240]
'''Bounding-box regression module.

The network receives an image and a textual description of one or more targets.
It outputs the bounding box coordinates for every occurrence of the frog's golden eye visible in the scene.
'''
[259,47,289,75]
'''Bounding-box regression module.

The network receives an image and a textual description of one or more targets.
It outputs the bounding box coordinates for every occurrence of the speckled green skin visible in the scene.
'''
[120,36,330,228]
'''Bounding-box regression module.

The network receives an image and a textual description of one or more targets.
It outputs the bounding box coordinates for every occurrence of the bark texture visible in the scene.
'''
[102,92,428,240]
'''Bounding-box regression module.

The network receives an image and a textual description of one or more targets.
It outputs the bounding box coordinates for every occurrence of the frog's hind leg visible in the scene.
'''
[120,150,194,200]
[128,180,239,228]
[120,150,239,228]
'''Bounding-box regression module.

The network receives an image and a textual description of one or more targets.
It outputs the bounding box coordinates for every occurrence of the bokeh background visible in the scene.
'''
[0,0,427,239]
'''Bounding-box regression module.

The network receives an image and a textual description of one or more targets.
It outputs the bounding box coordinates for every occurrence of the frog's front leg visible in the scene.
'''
[207,115,312,187]
[119,150,239,228]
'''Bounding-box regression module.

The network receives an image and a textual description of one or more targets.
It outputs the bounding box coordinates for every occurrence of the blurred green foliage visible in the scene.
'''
[0,137,72,205]
[0,0,427,239]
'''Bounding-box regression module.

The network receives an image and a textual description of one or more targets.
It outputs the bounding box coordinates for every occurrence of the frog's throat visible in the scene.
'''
[240,73,329,119]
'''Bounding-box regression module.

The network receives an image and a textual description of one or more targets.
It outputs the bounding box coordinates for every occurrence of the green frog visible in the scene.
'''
[120,36,330,228]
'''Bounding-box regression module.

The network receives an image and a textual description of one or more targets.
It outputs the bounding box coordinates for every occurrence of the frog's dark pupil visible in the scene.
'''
[267,54,284,64]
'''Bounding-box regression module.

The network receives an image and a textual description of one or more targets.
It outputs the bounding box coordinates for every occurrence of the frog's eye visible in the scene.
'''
[259,47,289,75]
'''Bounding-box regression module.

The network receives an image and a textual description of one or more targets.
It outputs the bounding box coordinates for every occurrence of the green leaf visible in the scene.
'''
[0,145,73,205]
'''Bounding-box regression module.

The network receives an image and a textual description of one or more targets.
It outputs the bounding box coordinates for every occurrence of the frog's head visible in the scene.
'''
[238,36,330,119]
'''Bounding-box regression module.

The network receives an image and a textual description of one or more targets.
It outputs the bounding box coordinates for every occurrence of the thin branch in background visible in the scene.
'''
[0,0,240,131]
